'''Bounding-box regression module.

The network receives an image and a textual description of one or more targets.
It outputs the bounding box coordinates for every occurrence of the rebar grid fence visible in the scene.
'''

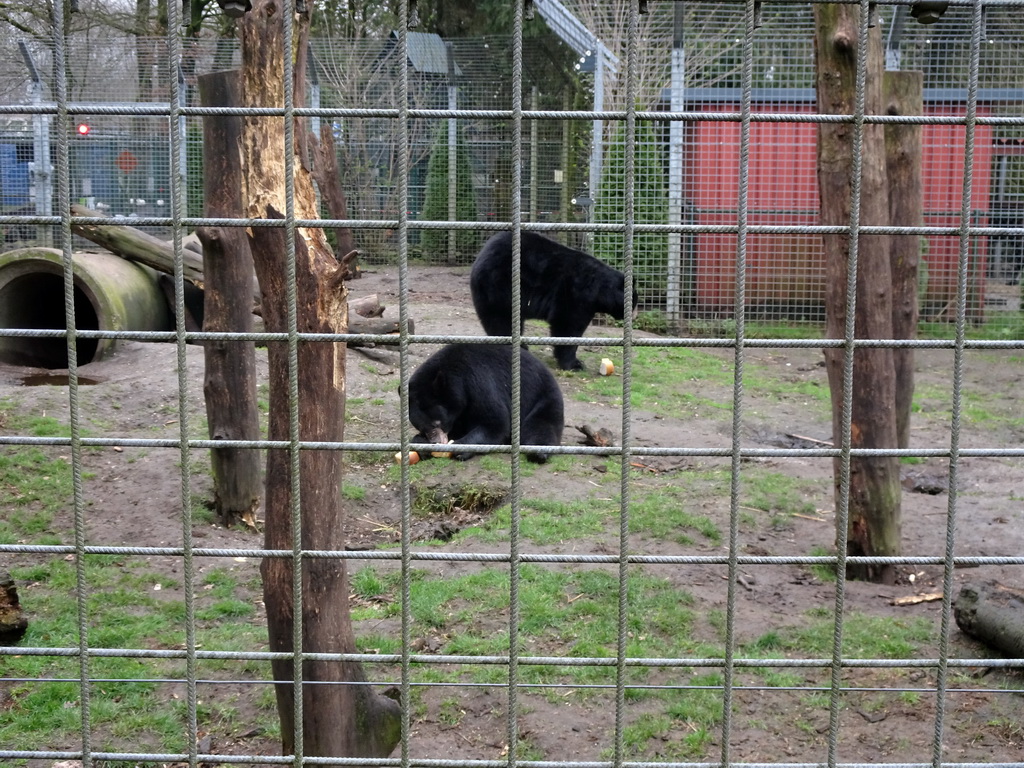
[1,1,1024,767]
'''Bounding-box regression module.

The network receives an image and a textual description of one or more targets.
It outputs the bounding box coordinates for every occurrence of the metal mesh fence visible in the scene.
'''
[1,1,1024,767]
[2,2,1024,330]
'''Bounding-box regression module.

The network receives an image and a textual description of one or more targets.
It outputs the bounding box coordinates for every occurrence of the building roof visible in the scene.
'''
[390,31,462,77]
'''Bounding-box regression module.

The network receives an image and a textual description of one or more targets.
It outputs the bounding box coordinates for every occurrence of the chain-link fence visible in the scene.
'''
[2,1,1024,766]
[2,2,1023,331]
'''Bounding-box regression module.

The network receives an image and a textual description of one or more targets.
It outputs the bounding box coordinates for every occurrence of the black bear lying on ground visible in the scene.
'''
[408,344,564,463]
[469,231,637,371]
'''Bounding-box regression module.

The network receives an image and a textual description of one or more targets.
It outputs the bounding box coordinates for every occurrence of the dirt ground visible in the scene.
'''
[2,264,1023,765]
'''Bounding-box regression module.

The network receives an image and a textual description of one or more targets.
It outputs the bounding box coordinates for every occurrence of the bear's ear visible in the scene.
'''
[431,369,447,393]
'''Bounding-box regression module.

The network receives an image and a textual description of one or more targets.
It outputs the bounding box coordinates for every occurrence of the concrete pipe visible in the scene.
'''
[0,248,173,368]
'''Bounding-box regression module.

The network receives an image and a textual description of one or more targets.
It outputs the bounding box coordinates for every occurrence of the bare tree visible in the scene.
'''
[0,1,134,101]
[310,35,448,255]
[815,2,902,584]
[240,0,401,756]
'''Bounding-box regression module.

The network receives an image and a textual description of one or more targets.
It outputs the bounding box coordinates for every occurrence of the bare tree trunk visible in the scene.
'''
[197,69,262,528]
[310,124,357,264]
[815,3,902,584]
[240,0,400,758]
[884,71,923,450]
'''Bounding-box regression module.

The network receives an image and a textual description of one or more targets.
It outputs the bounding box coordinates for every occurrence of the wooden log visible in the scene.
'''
[884,71,923,450]
[349,317,409,336]
[575,424,615,447]
[955,583,1024,657]
[71,204,207,287]
[815,4,902,584]
[71,203,263,315]
[196,68,263,530]
[155,273,205,334]
[252,315,412,342]
[339,248,360,279]
[71,207,404,329]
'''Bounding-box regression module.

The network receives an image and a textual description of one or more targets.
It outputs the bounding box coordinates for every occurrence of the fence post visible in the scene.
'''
[666,1,686,329]
[447,42,458,264]
[19,41,53,248]
[530,86,540,222]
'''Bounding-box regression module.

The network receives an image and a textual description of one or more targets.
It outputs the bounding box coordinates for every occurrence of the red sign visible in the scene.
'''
[116,150,139,173]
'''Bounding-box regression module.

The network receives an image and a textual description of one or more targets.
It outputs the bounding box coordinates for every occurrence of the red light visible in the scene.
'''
[76,123,90,136]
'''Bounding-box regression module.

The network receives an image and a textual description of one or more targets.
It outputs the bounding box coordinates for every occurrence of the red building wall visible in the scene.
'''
[684,101,993,317]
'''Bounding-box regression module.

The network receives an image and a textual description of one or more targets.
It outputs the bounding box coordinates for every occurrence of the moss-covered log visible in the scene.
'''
[955,583,1024,657]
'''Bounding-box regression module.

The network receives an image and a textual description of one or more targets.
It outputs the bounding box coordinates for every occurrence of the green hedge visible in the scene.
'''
[592,120,668,305]
[420,125,479,261]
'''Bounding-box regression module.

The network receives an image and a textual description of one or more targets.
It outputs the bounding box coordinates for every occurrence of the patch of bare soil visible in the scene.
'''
[2,265,1024,765]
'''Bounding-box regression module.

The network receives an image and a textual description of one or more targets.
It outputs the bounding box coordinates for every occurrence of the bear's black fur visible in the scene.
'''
[408,344,564,463]
[469,231,636,370]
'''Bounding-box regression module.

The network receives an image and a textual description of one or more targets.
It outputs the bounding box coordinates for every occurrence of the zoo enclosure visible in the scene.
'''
[1,0,1024,763]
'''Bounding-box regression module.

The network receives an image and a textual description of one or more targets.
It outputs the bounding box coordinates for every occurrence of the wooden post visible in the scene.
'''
[884,70,923,450]
[815,4,902,583]
[447,42,459,264]
[197,69,263,528]
[240,0,400,758]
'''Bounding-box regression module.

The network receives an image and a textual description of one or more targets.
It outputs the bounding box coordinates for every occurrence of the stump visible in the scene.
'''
[0,570,28,645]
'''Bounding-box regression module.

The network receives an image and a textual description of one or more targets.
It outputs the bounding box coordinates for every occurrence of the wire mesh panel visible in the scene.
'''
[1,1,1024,768]
[4,6,1023,331]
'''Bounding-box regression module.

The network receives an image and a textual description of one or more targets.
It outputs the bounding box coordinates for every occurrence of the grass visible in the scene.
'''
[0,402,75,544]
[438,481,722,547]
[629,486,722,544]
[610,682,721,760]
[565,346,830,421]
[619,713,673,756]
[767,610,936,659]
[807,545,839,583]
[346,563,709,691]
[383,449,569,485]
[2,552,273,756]
[456,497,611,544]
[742,471,821,528]
[413,482,508,518]
[7,322,1015,763]
[0,409,275,764]
[567,347,734,415]
[912,380,1024,429]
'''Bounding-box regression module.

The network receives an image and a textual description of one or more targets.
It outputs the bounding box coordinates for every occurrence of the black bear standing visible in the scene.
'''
[469,231,636,370]
[408,344,564,463]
